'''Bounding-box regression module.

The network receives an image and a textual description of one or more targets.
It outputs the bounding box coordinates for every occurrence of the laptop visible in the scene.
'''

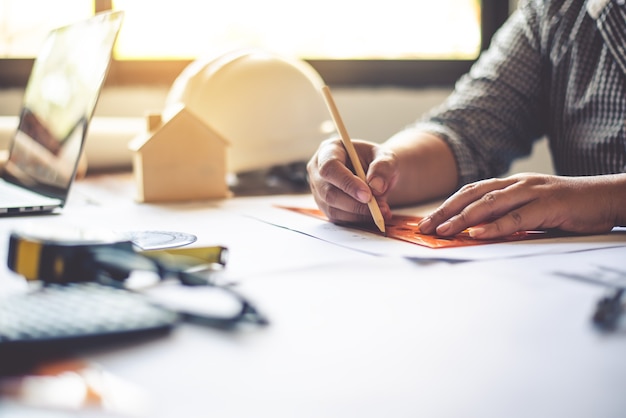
[0,10,124,215]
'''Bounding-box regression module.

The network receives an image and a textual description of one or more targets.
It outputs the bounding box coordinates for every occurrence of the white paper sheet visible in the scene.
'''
[226,195,626,261]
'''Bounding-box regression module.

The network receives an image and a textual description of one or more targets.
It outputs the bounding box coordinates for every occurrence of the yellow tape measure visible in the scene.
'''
[7,227,228,283]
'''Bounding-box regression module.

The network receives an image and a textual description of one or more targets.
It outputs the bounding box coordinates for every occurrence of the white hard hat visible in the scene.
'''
[164,48,334,173]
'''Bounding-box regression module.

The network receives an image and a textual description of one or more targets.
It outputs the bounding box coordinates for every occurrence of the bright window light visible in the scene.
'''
[0,0,481,61]
[112,0,481,60]
[0,0,93,57]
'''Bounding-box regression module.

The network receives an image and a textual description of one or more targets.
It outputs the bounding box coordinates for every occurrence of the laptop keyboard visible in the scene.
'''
[0,179,61,208]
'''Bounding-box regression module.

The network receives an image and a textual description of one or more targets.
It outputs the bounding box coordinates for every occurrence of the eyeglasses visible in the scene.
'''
[139,277,267,329]
[13,240,269,329]
[87,244,269,329]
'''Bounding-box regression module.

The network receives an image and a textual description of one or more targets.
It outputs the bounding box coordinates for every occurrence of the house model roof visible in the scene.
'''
[129,106,229,152]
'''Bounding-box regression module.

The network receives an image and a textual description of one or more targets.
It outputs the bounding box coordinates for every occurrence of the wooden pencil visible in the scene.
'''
[320,85,386,234]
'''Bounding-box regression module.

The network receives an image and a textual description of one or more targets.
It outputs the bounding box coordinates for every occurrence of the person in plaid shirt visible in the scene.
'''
[307,0,626,239]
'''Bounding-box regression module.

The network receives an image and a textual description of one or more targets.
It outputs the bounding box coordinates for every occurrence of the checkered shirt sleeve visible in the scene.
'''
[409,0,626,187]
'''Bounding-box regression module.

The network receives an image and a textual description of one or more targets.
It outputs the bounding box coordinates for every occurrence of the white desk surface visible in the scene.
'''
[1,172,625,418]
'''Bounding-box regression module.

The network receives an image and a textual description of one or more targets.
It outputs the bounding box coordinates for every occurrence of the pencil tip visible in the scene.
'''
[377,221,386,236]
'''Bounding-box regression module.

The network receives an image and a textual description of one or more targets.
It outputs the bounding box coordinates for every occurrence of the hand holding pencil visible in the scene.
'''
[319,85,386,234]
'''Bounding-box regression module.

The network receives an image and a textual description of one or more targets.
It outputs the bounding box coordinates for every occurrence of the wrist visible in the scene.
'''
[608,173,626,227]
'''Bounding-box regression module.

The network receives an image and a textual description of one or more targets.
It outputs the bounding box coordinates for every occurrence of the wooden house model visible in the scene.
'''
[129,106,231,202]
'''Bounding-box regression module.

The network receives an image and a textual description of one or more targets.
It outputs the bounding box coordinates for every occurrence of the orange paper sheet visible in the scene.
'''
[278,206,550,249]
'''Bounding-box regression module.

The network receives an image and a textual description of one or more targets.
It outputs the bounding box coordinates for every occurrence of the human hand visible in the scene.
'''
[417,173,622,239]
[306,137,398,224]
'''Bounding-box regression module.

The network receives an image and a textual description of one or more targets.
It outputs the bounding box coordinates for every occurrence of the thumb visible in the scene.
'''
[368,176,386,195]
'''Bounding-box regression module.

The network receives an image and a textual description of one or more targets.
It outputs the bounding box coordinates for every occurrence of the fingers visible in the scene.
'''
[419,176,538,238]
[468,175,620,238]
[309,177,374,224]
[366,145,399,197]
[307,139,375,223]
[466,207,529,239]
[307,138,397,224]
[316,141,372,204]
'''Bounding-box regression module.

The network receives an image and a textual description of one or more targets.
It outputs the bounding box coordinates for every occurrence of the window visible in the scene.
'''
[0,0,510,87]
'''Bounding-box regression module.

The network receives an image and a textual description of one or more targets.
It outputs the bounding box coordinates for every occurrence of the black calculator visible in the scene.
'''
[0,282,179,374]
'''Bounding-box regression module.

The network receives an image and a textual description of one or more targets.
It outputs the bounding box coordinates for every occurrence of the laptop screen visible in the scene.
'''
[3,11,124,202]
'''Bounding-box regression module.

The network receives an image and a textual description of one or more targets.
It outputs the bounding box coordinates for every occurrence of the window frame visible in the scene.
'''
[0,0,509,88]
